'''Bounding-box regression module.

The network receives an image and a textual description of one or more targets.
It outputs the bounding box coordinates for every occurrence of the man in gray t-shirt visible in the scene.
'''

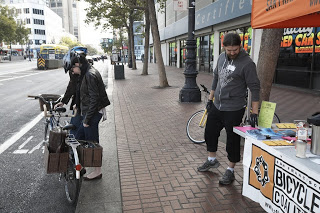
[197,32,260,185]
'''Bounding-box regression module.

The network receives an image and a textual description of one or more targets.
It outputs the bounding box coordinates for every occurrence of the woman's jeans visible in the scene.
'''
[75,112,102,143]
[70,112,83,137]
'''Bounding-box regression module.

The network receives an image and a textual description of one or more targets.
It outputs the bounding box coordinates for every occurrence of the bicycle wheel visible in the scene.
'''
[64,155,82,205]
[186,110,207,144]
[44,119,50,142]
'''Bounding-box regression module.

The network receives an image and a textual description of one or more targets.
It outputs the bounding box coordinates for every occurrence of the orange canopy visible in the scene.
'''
[251,1,320,29]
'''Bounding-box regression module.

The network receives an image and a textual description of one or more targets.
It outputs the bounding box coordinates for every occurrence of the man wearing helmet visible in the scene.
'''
[55,48,88,136]
[57,50,110,180]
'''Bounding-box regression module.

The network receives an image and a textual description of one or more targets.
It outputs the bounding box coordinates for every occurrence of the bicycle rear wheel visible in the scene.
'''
[64,154,82,205]
[186,110,206,144]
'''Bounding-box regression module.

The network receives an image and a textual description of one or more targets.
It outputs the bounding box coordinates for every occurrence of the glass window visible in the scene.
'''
[169,42,177,66]
[275,27,320,90]
[219,27,252,55]
[198,35,210,72]
[209,34,214,72]
[180,40,186,68]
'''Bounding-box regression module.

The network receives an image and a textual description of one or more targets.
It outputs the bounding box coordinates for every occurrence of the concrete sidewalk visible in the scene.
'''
[76,61,320,213]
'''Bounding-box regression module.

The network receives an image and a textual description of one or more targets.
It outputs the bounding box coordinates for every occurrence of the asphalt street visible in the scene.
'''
[0,60,108,213]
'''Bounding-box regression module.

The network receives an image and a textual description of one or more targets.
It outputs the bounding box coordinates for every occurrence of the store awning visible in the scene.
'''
[251,1,320,29]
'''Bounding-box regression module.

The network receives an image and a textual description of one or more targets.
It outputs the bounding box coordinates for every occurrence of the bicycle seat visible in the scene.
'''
[55,107,66,113]
[63,123,76,131]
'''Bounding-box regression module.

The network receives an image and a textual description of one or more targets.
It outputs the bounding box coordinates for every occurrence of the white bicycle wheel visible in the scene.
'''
[186,110,207,144]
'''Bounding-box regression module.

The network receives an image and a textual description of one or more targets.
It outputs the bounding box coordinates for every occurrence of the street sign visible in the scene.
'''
[173,0,187,11]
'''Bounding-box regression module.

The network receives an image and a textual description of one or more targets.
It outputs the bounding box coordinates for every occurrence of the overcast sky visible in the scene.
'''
[78,1,113,53]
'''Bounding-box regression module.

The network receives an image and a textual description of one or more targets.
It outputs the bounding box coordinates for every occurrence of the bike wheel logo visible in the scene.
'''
[253,155,269,187]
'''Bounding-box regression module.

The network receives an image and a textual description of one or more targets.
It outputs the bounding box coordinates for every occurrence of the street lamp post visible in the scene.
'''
[179,0,201,102]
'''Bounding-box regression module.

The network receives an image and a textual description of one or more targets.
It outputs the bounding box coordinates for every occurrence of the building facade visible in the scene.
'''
[151,0,320,91]
[48,0,77,37]
[2,0,76,58]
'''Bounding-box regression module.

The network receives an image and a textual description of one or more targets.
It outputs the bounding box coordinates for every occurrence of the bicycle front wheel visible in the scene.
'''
[186,110,207,144]
[44,119,50,142]
[64,157,82,205]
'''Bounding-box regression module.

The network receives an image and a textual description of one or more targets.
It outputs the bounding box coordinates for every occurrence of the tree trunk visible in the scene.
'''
[142,7,150,75]
[256,28,283,102]
[127,25,132,68]
[148,0,169,87]
[129,13,137,69]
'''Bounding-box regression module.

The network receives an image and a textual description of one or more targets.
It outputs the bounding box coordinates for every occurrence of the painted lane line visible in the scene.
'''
[0,72,42,82]
[0,113,43,155]
[28,141,43,154]
[13,149,29,154]
[18,136,33,149]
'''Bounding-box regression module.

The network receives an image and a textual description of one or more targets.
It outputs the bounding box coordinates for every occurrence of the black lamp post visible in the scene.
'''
[179,0,201,102]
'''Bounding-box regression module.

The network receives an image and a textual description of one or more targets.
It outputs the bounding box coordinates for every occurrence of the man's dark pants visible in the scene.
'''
[205,106,245,163]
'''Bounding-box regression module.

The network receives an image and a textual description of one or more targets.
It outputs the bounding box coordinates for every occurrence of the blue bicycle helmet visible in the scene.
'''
[63,46,88,73]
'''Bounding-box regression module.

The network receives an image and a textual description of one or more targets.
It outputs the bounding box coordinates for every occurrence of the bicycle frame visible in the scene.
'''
[199,109,207,127]
[65,135,82,179]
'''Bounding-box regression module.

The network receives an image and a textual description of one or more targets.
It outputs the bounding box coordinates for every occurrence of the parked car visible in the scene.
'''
[93,55,101,61]
[91,55,98,61]
[86,56,94,65]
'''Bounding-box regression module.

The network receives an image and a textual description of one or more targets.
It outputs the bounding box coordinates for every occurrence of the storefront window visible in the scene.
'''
[197,35,210,72]
[276,27,320,90]
[180,40,186,68]
[169,42,177,66]
[219,27,252,55]
[209,34,214,72]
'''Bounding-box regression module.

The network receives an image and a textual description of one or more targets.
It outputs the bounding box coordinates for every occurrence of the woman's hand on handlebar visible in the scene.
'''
[54,102,64,109]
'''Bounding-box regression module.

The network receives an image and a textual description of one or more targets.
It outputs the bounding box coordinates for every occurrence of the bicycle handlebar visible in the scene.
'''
[200,84,210,94]
[28,94,62,105]
[43,104,77,118]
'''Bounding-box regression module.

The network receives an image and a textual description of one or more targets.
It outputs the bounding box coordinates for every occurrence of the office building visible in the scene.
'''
[151,0,320,91]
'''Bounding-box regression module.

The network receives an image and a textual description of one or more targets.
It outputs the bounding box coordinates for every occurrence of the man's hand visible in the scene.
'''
[206,100,213,113]
[250,113,258,127]
[83,123,89,127]
[54,102,64,109]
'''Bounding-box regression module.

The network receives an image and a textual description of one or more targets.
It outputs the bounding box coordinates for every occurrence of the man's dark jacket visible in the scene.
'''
[80,66,110,125]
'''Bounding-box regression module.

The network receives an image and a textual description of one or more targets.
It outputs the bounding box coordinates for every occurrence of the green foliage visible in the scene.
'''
[59,36,83,48]
[0,5,28,44]
[85,44,98,55]
[84,0,144,32]
[15,23,29,45]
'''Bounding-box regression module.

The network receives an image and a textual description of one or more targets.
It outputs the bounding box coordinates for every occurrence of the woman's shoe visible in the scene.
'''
[83,173,102,181]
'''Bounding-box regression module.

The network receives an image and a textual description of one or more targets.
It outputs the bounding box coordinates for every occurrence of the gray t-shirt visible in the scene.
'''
[211,49,260,111]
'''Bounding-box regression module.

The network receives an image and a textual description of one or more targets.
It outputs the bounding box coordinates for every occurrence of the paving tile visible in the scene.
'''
[112,62,320,212]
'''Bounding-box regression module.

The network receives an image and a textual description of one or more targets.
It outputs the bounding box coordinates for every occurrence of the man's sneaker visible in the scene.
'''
[219,169,235,185]
[197,159,220,172]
